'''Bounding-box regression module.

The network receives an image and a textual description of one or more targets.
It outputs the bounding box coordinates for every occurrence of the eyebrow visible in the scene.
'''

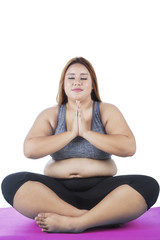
[67,73,88,75]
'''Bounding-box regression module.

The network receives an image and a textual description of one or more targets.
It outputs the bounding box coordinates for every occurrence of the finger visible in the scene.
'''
[78,111,81,117]
[76,101,81,109]
[75,109,78,118]
[75,103,79,111]
[77,101,81,110]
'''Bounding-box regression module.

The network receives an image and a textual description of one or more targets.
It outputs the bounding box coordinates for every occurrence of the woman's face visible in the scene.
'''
[64,63,93,102]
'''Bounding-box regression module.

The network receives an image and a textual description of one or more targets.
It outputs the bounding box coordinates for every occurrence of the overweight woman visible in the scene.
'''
[1,57,159,233]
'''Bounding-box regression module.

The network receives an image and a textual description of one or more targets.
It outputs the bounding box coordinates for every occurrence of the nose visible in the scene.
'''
[73,77,81,85]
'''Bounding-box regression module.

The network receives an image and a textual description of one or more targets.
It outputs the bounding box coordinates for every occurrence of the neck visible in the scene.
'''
[66,98,93,111]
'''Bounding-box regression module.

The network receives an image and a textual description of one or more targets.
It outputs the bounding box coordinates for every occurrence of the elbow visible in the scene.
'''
[120,136,136,157]
[128,146,136,157]
[127,139,136,157]
[23,140,37,159]
[24,149,33,159]
[23,141,30,158]
[23,145,33,159]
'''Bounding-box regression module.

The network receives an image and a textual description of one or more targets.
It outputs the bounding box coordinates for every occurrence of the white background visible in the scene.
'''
[0,0,160,207]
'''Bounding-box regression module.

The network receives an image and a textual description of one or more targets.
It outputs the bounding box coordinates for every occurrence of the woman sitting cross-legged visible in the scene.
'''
[1,57,159,233]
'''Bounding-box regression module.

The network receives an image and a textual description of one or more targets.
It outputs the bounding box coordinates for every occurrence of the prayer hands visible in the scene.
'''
[71,100,89,138]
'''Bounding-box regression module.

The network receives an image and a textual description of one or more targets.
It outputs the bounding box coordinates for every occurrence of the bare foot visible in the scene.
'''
[35,213,82,233]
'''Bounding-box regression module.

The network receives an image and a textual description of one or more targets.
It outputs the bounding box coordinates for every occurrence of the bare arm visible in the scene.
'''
[24,107,76,159]
[82,104,136,157]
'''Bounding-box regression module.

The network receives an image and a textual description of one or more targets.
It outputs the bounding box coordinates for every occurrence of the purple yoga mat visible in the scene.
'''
[0,207,160,240]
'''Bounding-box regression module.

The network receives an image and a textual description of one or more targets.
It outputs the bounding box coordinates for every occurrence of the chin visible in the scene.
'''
[72,96,83,101]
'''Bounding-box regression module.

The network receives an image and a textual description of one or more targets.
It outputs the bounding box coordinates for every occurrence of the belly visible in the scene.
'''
[44,158,117,178]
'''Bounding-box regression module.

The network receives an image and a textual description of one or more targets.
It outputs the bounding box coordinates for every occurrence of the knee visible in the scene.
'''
[133,175,160,209]
[1,172,29,206]
[146,176,160,207]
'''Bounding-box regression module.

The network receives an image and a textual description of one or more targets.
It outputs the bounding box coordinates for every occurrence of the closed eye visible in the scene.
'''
[68,77,87,80]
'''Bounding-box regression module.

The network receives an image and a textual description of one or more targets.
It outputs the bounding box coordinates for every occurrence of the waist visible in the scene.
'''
[44,158,117,179]
[58,176,110,191]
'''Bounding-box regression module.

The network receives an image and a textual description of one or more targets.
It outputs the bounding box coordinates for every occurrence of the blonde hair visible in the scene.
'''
[56,57,101,105]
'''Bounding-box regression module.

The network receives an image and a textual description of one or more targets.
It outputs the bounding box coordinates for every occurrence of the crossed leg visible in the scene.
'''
[13,181,88,219]
[35,184,148,233]
[13,180,147,233]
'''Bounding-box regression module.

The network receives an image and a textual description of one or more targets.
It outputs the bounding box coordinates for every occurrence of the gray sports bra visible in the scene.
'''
[51,101,112,160]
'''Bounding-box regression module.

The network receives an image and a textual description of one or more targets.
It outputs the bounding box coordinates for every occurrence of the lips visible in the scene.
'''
[72,88,83,92]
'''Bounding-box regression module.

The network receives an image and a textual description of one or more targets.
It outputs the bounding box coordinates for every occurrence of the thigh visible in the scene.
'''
[74,175,159,210]
[1,172,77,207]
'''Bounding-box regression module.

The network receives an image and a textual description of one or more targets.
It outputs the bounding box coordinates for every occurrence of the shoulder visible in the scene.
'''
[36,104,59,130]
[99,102,122,127]
[99,101,119,117]
[99,102,118,112]
[38,104,59,119]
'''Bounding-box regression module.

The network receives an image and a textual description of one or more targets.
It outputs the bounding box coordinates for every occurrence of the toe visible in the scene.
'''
[36,219,46,227]
[38,212,49,218]
[38,218,45,223]
[36,214,47,224]
[42,228,48,232]
[39,223,47,228]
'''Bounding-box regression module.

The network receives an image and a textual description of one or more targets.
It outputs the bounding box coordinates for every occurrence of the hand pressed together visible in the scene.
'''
[71,100,90,138]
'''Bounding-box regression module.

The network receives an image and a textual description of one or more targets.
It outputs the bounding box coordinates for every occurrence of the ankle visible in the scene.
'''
[71,216,86,233]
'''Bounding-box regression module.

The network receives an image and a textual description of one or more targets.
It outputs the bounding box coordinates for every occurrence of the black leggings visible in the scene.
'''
[1,172,159,210]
